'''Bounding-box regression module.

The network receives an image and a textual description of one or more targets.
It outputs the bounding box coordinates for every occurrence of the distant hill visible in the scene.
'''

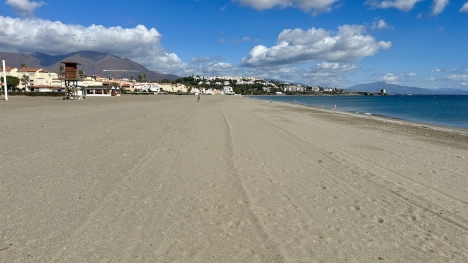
[0,51,179,81]
[348,82,468,95]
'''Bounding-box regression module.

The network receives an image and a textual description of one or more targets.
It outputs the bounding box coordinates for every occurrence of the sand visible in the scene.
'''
[0,95,467,262]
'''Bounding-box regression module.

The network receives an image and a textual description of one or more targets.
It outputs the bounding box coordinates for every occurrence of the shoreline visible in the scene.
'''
[250,97,468,150]
[250,94,468,131]
[306,102,468,135]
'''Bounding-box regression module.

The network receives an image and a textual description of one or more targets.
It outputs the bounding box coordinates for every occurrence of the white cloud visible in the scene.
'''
[445,74,468,86]
[5,0,44,18]
[190,56,224,63]
[366,0,450,15]
[382,73,399,82]
[233,36,252,43]
[446,74,468,81]
[371,19,393,30]
[312,62,358,72]
[461,2,468,13]
[0,16,184,74]
[303,62,358,85]
[365,0,421,12]
[249,66,311,84]
[431,67,465,73]
[190,62,242,77]
[233,0,339,14]
[431,0,449,16]
[241,25,391,67]
[376,72,417,83]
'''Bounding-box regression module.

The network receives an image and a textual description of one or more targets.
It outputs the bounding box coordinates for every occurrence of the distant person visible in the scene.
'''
[197,93,201,103]
[334,103,337,110]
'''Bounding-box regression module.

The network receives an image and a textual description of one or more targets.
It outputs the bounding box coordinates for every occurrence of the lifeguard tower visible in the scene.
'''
[60,61,82,99]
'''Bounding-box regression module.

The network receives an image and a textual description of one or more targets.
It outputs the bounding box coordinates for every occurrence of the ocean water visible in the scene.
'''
[254,95,468,130]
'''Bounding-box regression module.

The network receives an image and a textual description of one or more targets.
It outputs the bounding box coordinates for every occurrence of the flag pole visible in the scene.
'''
[2,60,8,101]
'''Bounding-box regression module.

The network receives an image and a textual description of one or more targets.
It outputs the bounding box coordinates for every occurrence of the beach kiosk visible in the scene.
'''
[60,61,82,99]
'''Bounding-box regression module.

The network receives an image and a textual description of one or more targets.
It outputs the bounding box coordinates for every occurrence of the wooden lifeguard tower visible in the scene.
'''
[60,61,82,99]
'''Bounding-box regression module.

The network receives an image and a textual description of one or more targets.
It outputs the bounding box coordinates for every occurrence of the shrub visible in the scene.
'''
[24,92,66,97]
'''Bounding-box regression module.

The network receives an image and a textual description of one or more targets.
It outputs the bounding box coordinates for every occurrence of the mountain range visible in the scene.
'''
[348,82,468,95]
[0,51,179,81]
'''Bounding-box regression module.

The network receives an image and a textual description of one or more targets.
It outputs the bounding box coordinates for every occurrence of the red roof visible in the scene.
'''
[0,67,16,71]
[17,67,41,72]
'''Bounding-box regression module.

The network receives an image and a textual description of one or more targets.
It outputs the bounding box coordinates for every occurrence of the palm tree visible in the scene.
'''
[138,74,143,82]
[78,70,84,78]
[59,65,64,77]
[20,63,26,69]
[21,75,30,91]
[143,74,147,82]
[130,76,134,82]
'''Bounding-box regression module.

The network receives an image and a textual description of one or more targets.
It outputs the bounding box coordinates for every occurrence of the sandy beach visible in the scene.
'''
[1,95,467,262]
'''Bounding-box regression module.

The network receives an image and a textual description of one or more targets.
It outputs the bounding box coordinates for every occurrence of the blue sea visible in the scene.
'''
[254,95,468,130]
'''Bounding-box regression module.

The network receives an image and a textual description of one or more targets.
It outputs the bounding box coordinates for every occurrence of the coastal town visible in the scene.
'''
[1,62,342,97]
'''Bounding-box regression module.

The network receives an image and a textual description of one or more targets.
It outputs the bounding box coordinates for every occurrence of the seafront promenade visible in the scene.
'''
[1,95,467,262]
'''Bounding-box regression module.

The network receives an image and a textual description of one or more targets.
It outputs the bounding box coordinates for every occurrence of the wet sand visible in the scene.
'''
[1,95,467,262]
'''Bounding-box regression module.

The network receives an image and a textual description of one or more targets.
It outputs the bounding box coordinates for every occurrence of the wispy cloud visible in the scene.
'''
[190,56,224,63]
[431,0,449,16]
[232,0,340,15]
[371,19,393,30]
[445,74,468,85]
[365,0,422,12]
[461,2,468,13]
[371,72,417,84]
[366,0,450,15]
[382,73,399,83]
[5,0,45,18]
[232,36,253,43]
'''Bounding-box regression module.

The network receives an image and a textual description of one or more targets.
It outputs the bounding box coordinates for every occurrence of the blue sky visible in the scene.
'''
[1,0,467,89]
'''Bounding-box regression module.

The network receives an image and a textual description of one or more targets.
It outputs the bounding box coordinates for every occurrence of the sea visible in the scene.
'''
[253,95,468,130]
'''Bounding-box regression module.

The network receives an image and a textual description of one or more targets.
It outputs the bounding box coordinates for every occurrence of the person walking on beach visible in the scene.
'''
[334,103,337,110]
[197,93,201,103]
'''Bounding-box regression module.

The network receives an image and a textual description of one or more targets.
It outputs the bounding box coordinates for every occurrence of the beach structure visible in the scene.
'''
[84,86,121,97]
[1,60,8,100]
[60,61,83,99]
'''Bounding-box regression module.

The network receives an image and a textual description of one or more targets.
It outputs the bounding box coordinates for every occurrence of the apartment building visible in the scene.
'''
[2,67,59,91]
[17,68,58,86]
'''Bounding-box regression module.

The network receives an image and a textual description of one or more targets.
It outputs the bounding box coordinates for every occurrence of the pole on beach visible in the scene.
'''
[2,60,8,101]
